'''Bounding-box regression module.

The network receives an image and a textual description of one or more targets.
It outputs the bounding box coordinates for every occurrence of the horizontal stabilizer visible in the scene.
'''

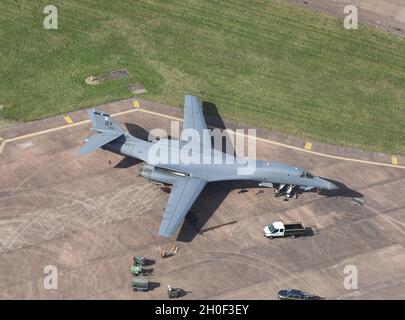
[78,132,123,156]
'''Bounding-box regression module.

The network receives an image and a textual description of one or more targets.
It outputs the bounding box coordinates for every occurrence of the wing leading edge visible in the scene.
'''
[183,95,211,152]
[158,176,207,237]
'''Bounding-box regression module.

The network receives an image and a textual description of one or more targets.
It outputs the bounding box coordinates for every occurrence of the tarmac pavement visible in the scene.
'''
[0,98,404,299]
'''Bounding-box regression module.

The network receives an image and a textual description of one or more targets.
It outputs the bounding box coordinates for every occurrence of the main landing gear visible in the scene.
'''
[274,184,297,199]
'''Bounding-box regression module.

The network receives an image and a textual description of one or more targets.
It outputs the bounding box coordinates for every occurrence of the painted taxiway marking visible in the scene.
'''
[1,105,404,170]
[132,100,140,108]
[304,142,312,150]
[5,120,91,143]
[0,137,5,155]
[4,108,140,143]
[392,156,398,165]
[64,116,74,124]
[133,108,405,170]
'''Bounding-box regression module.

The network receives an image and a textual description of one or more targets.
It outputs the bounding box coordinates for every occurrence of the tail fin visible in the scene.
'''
[88,108,124,133]
[78,109,124,156]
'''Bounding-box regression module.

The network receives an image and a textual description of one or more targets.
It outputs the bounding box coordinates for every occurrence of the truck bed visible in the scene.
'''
[284,223,305,231]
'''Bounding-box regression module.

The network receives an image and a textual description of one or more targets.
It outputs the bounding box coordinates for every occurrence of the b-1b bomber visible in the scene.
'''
[79,95,337,237]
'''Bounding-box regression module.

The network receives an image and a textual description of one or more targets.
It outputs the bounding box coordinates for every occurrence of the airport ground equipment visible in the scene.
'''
[132,277,149,292]
[131,264,153,276]
[264,221,305,239]
[158,244,179,258]
[159,251,171,258]
[167,285,183,298]
[133,256,146,266]
[131,265,144,276]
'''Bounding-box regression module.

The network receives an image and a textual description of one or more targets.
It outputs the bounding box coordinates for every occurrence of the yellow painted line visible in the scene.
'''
[133,108,405,170]
[64,116,74,124]
[243,133,405,170]
[5,108,140,143]
[304,142,312,150]
[1,105,404,170]
[134,108,183,122]
[132,100,140,108]
[6,120,90,143]
[392,156,398,165]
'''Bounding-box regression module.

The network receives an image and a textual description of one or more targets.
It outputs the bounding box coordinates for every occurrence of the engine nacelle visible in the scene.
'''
[299,185,314,191]
[258,182,274,188]
[139,165,186,185]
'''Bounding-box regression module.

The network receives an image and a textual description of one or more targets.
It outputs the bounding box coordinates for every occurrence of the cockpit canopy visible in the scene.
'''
[299,171,314,179]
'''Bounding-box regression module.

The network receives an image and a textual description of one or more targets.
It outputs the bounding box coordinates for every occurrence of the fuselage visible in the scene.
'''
[103,133,337,191]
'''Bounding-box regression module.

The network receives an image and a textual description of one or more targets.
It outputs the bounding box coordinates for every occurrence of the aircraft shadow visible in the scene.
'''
[202,101,227,130]
[124,123,150,141]
[177,181,231,242]
[316,178,363,199]
[117,123,175,169]
[176,180,270,243]
[125,122,174,141]
[176,178,363,242]
[114,156,142,168]
[202,101,236,156]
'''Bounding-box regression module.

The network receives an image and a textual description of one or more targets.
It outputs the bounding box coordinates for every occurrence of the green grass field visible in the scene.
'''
[0,0,404,154]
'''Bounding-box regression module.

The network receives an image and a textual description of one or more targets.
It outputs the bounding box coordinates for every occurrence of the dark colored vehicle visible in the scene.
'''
[167,285,184,298]
[278,289,315,300]
[133,256,146,266]
[132,277,149,292]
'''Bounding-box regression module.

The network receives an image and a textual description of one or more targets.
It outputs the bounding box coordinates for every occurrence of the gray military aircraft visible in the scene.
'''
[79,95,337,237]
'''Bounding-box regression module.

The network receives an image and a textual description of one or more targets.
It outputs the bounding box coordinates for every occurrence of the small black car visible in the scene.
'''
[278,289,315,300]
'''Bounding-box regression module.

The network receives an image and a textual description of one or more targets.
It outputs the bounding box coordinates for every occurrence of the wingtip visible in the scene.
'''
[184,93,199,100]
[158,233,173,238]
[77,146,89,157]
[158,224,176,237]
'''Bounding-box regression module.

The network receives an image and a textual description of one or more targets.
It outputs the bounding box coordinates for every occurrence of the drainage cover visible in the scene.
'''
[17,141,34,150]
[352,197,366,206]
[128,83,147,94]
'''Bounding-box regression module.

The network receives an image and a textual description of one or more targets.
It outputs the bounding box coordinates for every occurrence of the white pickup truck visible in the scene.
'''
[264,221,306,239]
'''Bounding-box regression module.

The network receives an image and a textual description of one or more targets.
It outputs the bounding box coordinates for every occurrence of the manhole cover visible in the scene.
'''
[85,69,130,85]
[351,197,366,206]
[17,141,34,150]
[110,69,130,79]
